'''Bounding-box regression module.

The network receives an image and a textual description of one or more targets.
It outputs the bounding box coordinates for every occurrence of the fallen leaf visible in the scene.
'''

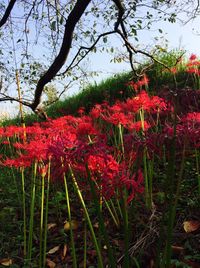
[64,220,78,231]
[183,220,200,233]
[93,222,99,228]
[0,258,12,266]
[171,245,184,254]
[62,244,68,258]
[47,223,57,230]
[46,258,56,268]
[47,245,60,254]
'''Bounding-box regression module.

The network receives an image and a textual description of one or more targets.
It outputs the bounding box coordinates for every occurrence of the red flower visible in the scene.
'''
[170,67,177,74]
[38,163,48,177]
[189,53,197,61]
[126,81,139,92]
[126,120,151,132]
[186,68,198,74]
[78,107,85,116]
[3,156,31,168]
[138,74,149,87]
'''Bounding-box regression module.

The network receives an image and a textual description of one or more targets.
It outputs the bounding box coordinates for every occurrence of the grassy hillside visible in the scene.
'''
[2,50,196,126]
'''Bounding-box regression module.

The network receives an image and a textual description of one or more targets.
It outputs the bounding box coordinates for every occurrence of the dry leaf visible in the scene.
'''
[171,245,184,254]
[64,220,78,231]
[94,222,99,228]
[47,245,60,254]
[62,244,68,260]
[47,223,57,230]
[0,258,12,266]
[183,220,200,233]
[46,258,56,268]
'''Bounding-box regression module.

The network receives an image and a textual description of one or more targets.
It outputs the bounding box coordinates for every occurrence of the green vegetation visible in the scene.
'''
[1,51,200,267]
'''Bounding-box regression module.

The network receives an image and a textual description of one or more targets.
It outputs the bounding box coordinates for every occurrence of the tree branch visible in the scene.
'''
[31,0,92,111]
[0,0,17,28]
[60,30,116,76]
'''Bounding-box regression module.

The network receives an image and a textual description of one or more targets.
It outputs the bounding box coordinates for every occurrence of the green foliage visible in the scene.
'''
[42,72,133,118]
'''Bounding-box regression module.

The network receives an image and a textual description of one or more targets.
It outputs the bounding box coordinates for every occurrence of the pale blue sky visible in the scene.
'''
[1,14,200,118]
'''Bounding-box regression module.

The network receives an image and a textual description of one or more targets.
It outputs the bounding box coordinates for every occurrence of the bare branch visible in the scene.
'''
[112,0,125,31]
[31,0,92,111]
[116,29,172,71]
[60,30,116,76]
[112,0,136,74]
[0,93,31,108]
[0,0,17,28]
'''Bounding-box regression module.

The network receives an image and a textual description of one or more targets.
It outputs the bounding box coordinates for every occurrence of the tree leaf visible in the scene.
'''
[51,21,56,31]
[103,37,107,43]
[183,220,200,233]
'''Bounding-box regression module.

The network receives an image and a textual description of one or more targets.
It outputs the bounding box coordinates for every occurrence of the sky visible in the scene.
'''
[1,8,200,119]
[84,17,200,82]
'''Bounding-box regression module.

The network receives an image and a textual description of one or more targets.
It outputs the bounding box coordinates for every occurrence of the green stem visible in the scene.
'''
[27,161,37,262]
[39,174,45,268]
[43,161,51,267]
[195,149,200,194]
[83,220,87,268]
[105,199,120,229]
[118,123,125,157]
[163,143,186,268]
[68,165,104,268]
[21,167,27,257]
[143,149,150,208]
[161,96,178,268]
[121,190,129,268]
[86,166,116,267]
[63,171,77,268]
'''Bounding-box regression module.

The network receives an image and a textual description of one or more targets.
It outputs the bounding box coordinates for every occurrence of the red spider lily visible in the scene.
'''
[3,155,32,168]
[170,67,177,74]
[38,163,48,177]
[186,68,199,75]
[2,140,10,145]
[126,81,139,92]
[137,74,149,87]
[0,127,4,137]
[90,106,102,119]
[78,106,85,116]
[3,125,24,138]
[189,53,197,61]
[21,138,51,162]
[13,142,26,149]
[76,121,98,137]
[109,102,123,113]
[183,112,200,122]
[186,60,200,67]
[119,167,144,203]
[126,75,149,92]
[88,154,119,175]
[123,91,153,112]
[126,120,151,132]
[102,112,129,126]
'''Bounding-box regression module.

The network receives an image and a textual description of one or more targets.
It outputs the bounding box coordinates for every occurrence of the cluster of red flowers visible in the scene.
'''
[126,74,149,92]
[1,82,200,202]
[186,53,200,76]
